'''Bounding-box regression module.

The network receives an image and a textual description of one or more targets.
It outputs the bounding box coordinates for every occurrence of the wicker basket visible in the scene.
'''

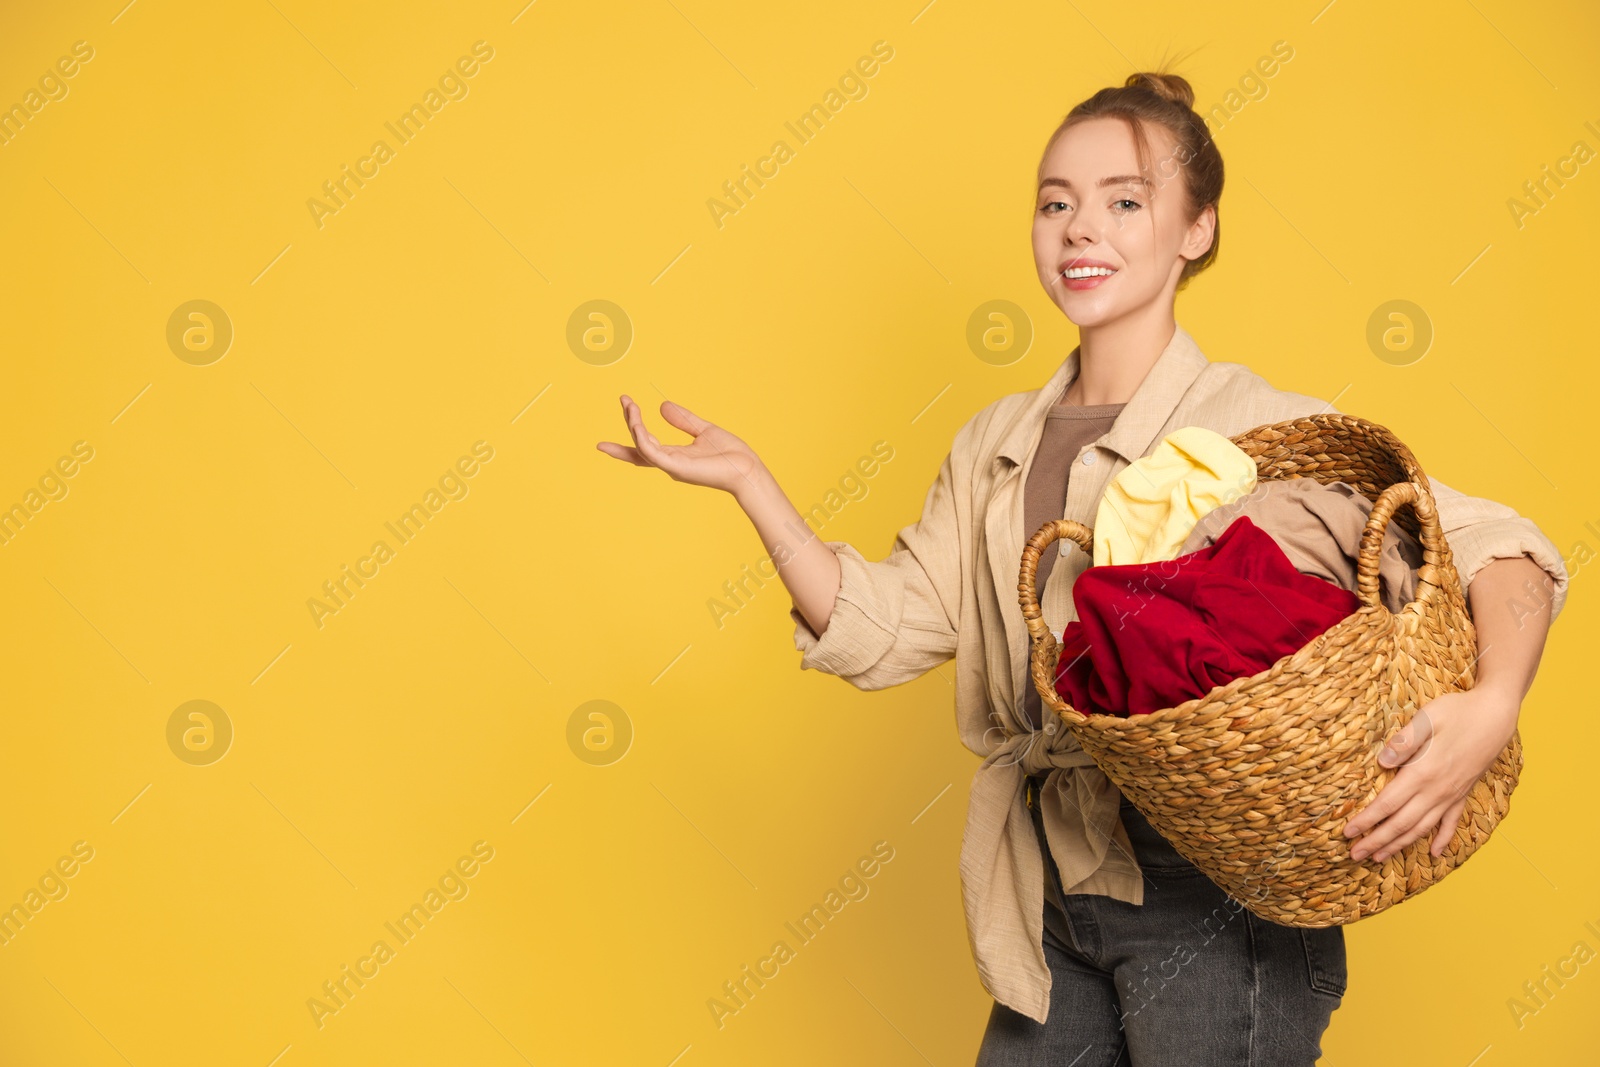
[1019,413,1522,927]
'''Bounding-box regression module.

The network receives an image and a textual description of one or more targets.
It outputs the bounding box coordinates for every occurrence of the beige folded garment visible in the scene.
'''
[1176,477,1424,614]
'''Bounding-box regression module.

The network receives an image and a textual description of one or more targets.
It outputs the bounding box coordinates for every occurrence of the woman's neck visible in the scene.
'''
[1059,314,1178,406]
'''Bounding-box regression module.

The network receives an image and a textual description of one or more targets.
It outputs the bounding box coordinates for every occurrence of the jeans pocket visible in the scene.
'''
[1299,926,1348,998]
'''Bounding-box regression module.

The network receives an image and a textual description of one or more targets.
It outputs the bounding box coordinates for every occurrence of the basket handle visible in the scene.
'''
[1018,517,1096,726]
[1355,479,1451,613]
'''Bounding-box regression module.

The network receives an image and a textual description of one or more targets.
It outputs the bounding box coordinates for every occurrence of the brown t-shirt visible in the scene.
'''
[1020,400,1125,731]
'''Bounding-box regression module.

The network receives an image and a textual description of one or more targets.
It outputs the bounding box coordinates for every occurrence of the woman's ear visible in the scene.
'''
[1182,203,1217,262]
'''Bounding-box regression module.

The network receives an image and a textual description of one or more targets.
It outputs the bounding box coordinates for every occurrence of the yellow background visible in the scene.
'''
[1,0,1596,1063]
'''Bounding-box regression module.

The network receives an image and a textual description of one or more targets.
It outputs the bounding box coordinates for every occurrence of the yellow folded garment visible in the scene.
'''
[1093,425,1258,566]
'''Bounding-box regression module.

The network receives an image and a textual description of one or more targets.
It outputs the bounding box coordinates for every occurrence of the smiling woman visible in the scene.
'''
[599,63,1568,1067]
[1030,80,1225,395]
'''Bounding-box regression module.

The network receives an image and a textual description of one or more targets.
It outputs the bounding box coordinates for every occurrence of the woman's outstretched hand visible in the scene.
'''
[597,393,845,635]
[597,394,765,498]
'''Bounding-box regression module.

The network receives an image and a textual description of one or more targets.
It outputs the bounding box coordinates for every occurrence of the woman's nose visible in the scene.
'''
[1064,209,1098,244]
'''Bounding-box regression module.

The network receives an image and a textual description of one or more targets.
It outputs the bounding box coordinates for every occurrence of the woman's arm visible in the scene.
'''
[600,393,963,689]
[782,441,966,691]
[599,394,846,634]
[1463,554,1556,704]
[735,465,843,636]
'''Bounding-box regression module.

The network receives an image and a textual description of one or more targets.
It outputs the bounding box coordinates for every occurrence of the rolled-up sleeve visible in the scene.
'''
[1262,392,1568,625]
[1424,473,1569,623]
[789,439,965,691]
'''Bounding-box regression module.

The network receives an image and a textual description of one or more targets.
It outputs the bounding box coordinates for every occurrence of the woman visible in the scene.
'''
[598,72,1567,1065]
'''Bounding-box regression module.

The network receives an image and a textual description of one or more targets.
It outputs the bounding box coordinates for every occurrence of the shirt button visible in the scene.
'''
[1045,721,1057,733]
[1081,452,1097,466]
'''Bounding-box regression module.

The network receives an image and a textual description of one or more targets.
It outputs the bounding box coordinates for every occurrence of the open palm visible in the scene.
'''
[597,394,764,497]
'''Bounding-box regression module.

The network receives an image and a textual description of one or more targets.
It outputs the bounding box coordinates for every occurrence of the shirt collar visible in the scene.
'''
[995,322,1211,468]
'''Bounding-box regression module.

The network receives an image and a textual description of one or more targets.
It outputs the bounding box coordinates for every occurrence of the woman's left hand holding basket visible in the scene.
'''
[1343,555,1557,864]
[1343,688,1521,863]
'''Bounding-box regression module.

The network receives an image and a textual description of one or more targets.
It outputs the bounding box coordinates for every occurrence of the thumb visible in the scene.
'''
[1378,709,1433,767]
[660,399,712,436]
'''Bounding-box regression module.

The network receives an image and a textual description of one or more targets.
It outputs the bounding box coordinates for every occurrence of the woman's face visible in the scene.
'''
[1031,116,1214,327]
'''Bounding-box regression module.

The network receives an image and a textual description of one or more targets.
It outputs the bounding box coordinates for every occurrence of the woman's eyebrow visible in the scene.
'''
[1038,175,1149,192]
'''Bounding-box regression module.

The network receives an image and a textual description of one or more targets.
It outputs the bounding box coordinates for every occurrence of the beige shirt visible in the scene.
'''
[788,322,1570,1024]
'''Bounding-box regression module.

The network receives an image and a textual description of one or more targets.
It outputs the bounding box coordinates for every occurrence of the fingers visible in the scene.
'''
[1431,796,1468,858]
[619,394,670,465]
[1343,767,1418,842]
[1350,791,1433,862]
[621,394,652,445]
[1343,786,1397,840]
[596,440,648,466]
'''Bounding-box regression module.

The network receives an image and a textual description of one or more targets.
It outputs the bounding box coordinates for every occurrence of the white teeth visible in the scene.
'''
[1064,266,1116,279]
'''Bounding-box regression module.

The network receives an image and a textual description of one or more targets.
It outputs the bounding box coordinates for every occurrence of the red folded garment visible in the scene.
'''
[1053,515,1361,717]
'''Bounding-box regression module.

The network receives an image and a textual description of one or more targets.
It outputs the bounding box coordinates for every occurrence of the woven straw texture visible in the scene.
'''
[1019,413,1522,927]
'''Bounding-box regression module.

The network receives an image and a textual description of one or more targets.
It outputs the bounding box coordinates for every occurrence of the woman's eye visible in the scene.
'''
[1041,201,1070,214]
[1114,198,1142,212]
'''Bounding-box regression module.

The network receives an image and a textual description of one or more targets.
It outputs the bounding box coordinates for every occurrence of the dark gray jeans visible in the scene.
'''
[975,776,1347,1066]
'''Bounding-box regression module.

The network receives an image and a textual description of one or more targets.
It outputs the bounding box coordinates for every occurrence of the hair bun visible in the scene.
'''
[1124,71,1195,109]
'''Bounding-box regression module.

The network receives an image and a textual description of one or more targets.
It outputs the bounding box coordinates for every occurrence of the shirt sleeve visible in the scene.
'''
[1266,393,1569,624]
[787,427,968,691]
[1422,472,1568,624]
